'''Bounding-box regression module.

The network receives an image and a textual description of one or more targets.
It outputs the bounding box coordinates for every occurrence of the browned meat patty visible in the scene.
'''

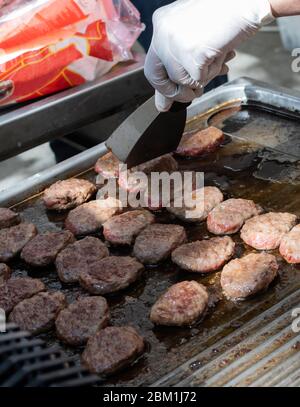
[94,152,121,179]
[0,208,20,229]
[142,170,200,211]
[207,198,262,235]
[43,178,96,211]
[279,224,300,264]
[0,263,11,284]
[0,223,37,262]
[55,296,110,346]
[172,236,235,273]
[168,186,224,223]
[103,210,155,245]
[79,256,144,295]
[118,154,178,193]
[136,154,178,174]
[241,212,297,250]
[56,237,109,283]
[65,198,121,236]
[150,281,208,326]
[133,224,186,264]
[176,126,224,157]
[82,326,144,375]
[9,291,66,335]
[0,277,45,314]
[221,253,279,299]
[21,230,75,267]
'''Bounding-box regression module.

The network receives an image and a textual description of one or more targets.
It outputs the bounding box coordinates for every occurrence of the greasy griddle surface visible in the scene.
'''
[8,107,300,386]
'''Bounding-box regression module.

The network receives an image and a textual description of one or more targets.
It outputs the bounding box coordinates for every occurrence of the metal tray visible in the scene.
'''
[1,78,300,387]
[0,53,153,161]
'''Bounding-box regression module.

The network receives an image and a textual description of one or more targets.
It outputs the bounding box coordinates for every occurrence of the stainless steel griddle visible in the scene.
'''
[0,78,300,387]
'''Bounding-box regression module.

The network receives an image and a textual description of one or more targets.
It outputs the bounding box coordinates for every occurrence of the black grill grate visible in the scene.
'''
[0,324,101,387]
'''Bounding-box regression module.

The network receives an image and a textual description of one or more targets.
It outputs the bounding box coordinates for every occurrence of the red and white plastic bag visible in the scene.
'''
[0,0,144,106]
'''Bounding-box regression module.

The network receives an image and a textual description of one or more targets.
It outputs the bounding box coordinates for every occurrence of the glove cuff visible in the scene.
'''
[248,0,275,26]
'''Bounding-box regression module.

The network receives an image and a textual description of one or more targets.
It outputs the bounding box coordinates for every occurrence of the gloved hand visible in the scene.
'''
[144,0,274,111]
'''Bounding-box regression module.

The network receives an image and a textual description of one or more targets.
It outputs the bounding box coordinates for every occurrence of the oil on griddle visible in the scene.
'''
[8,105,300,386]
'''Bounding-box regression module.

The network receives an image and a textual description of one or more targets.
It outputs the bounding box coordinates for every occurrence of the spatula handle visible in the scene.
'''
[170,101,192,113]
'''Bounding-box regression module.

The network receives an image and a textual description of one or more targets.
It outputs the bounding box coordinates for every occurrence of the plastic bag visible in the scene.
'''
[0,0,144,106]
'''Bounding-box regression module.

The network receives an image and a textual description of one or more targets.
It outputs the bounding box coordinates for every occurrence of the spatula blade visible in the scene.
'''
[105,96,189,168]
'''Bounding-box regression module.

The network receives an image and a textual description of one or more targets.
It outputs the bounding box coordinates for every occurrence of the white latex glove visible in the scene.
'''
[144,0,274,111]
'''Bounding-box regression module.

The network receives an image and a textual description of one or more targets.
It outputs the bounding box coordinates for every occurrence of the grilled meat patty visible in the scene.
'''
[9,291,66,335]
[135,154,178,174]
[0,263,11,284]
[207,198,263,235]
[176,126,224,157]
[21,230,75,267]
[133,224,186,265]
[55,296,110,346]
[118,154,178,193]
[65,198,121,236]
[79,256,144,295]
[94,152,121,179]
[150,281,209,326]
[82,326,144,375]
[172,236,235,273]
[167,186,224,223]
[103,210,155,245]
[0,208,20,229]
[56,237,109,284]
[241,212,297,250]
[0,277,45,314]
[43,178,96,211]
[0,223,37,262]
[142,170,200,211]
[221,253,279,299]
[279,224,300,264]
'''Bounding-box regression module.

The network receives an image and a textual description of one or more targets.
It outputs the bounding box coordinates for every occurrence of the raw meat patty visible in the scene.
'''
[9,291,66,335]
[56,296,110,346]
[241,212,297,250]
[168,186,224,223]
[103,210,155,245]
[82,326,144,375]
[221,253,279,299]
[0,263,11,284]
[65,198,121,236]
[0,208,20,229]
[0,277,45,314]
[0,223,37,262]
[207,198,262,235]
[56,236,109,283]
[79,256,144,295]
[43,178,96,211]
[150,281,209,326]
[279,224,300,264]
[118,154,178,193]
[133,224,186,264]
[172,236,235,273]
[94,152,121,179]
[176,126,224,157]
[21,230,75,267]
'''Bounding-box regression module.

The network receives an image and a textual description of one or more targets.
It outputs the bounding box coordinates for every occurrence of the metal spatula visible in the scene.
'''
[105,96,190,168]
